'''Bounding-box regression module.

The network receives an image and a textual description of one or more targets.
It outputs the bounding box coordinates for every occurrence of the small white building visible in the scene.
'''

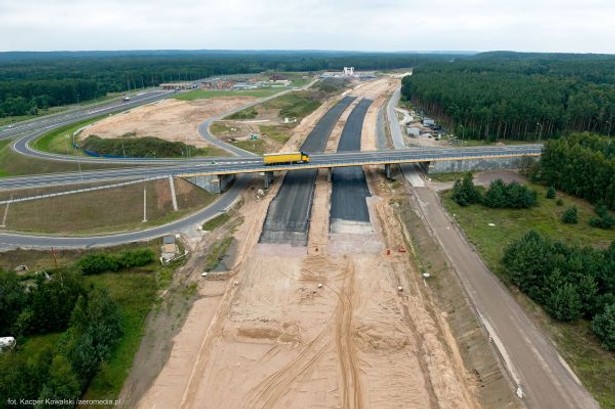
[422,118,435,127]
[406,127,421,137]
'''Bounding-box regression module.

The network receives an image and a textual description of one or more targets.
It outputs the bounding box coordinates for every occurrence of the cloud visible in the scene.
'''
[0,0,613,52]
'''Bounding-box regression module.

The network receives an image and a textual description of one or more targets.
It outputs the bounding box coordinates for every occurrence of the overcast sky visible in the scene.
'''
[1,0,614,53]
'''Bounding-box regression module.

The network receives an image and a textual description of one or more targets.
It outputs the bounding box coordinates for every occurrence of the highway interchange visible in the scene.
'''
[0,83,600,408]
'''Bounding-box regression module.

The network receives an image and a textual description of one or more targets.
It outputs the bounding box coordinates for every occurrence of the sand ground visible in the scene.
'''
[81,97,257,148]
[135,78,480,409]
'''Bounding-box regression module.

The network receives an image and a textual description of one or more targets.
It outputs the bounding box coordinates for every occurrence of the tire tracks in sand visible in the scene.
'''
[333,259,363,409]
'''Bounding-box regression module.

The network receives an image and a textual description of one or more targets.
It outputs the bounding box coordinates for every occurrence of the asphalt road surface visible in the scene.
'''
[384,85,599,409]
[330,99,372,223]
[411,186,599,409]
[259,96,355,244]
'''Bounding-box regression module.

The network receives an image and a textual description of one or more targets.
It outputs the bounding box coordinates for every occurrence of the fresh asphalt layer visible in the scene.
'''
[259,96,356,244]
[330,99,373,223]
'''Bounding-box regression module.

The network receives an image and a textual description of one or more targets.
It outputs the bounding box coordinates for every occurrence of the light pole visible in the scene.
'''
[459,124,465,145]
[64,134,70,156]
[536,122,543,142]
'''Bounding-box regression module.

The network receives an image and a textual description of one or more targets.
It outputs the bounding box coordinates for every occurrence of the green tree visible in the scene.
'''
[561,207,578,224]
[546,186,556,199]
[592,303,615,350]
[36,355,81,409]
[545,282,582,321]
[0,270,28,334]
[452,173,481,206]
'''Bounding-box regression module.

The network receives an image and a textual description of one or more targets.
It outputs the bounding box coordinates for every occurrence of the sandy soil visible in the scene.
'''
[81,97,256,148]
[135,79,481,409]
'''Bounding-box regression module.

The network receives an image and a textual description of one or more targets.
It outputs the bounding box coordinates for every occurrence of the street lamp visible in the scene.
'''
[459,124,465,145]
[64,135,70,155]
[536,122,543,142]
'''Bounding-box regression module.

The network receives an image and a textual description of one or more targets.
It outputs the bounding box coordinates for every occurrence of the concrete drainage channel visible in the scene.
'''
[259,96,355,245]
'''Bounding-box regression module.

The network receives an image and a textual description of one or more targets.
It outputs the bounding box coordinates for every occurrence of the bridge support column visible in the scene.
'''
[327,167,332,182]
[264,171,274,189]
[384,164,393,180]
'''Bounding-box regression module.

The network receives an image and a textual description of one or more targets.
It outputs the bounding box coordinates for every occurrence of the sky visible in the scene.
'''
[0,0,614,54]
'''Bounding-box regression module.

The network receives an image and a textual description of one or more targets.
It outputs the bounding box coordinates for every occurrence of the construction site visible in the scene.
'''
[106,77,519,409]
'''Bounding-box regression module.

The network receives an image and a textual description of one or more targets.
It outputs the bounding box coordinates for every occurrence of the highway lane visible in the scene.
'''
[330,99,372,223]
[0,145,542,191]
[4,90,171,146]
[0,176,250,250]
[10,79,319,164]
[384,87,599,408]
[260,96,356,244]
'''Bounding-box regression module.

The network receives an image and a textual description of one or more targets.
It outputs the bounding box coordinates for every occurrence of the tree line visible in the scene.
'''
[401,52,615,141]
[0,248,155,408]
[0,50,456,118]
[502,231,615,350]
[533,133,615,210]
[452,173,537,209]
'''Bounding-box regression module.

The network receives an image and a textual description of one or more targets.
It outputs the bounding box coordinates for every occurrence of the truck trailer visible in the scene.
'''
[263,151,310,165]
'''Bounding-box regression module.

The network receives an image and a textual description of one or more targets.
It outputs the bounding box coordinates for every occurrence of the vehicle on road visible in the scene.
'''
[263,151,310,165]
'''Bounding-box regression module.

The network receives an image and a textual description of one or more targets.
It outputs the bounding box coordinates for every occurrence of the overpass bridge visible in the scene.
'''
[0,144,541,192]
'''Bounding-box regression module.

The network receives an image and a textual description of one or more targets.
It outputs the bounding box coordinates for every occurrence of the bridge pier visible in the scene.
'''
[263,171,274,189]
[327,167,332,182]
[184,174,234,194]
[384,163,393,180]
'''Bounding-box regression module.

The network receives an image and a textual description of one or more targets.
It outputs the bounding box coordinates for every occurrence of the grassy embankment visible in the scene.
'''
[440,178,615,408]
[2,178,216,235]
[212,91,324,154]
[174,88,281,101]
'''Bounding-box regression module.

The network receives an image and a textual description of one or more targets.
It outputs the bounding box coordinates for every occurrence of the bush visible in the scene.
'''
[561,207,578,224]
[79,249,154,275]
[118,249,155,268]
[79,253,119,275]
[588,205,615,229]
[451,172,481,206]
[482,179,537,209]
[592,304,615,350]
[546,186,556,199]
[556,198,564,206]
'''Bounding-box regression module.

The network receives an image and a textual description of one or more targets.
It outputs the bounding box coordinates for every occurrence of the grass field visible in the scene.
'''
[441,182,614,270]
[202,212,230,231]
[32,116,107,155]
[440,180,615,408]
[232,139,266,155]
[175,88,281,101]
[3,178,216,234]
[226,91,321,123]
[259,124,292,145]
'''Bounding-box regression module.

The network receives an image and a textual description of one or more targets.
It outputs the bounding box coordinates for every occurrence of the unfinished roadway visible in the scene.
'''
[259,96,355,245]
[329,98,373,233]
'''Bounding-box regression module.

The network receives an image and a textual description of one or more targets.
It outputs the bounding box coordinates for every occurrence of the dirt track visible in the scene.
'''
[135,79,480,409]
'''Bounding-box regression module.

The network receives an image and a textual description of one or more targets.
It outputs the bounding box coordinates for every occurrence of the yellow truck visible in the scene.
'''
[263,151,310,165]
